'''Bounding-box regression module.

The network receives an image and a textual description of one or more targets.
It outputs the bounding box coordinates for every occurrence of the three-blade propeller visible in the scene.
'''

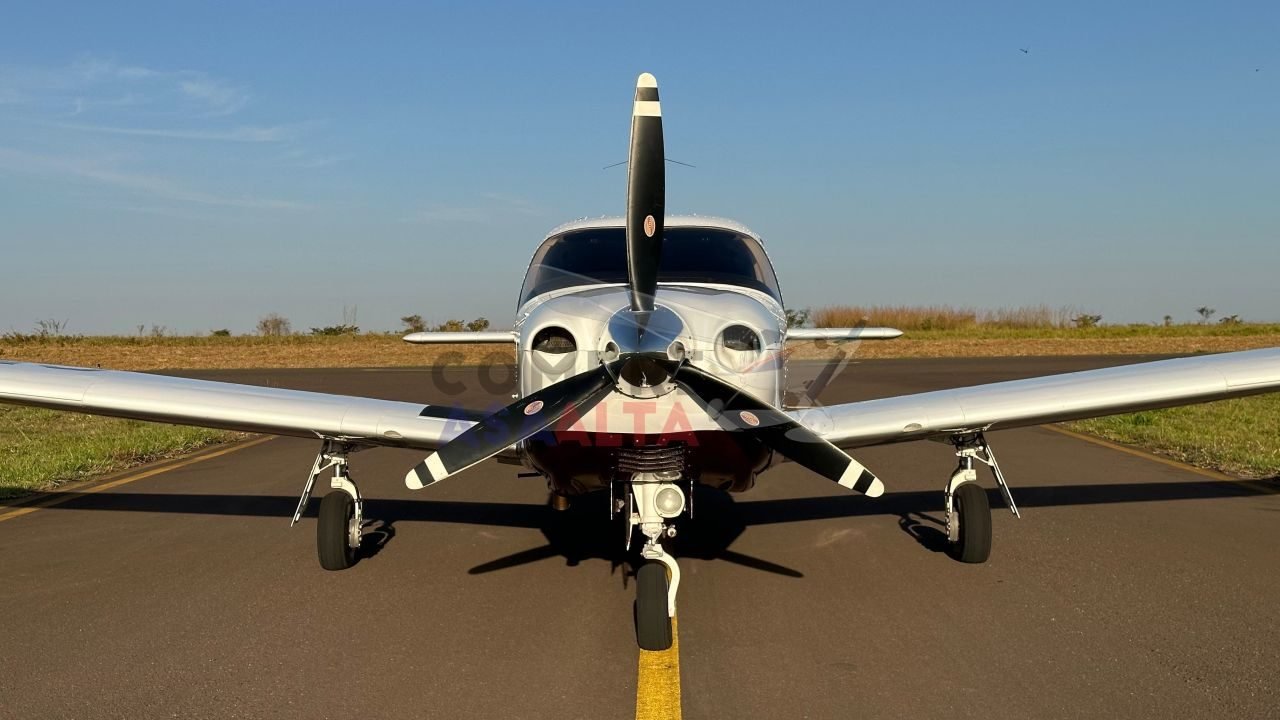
[405,72,883,498]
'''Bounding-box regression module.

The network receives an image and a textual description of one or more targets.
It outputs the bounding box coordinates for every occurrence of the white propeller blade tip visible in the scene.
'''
[838,463,884,497]
[404,454,448,490]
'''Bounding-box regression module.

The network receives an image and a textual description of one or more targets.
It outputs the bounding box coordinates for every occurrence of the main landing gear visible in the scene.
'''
[293,440,364,571]
[619,471,687,651]
[945,432,1020,563]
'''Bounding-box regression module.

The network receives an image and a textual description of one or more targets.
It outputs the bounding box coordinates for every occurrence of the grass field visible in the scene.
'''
[1066,394,1280,479]
[0,404,240,499]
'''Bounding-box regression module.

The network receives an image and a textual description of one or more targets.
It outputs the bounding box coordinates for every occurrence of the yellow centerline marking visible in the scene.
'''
[1043,425,1277,494]
[635,616,682,720]
[0,436,274,523]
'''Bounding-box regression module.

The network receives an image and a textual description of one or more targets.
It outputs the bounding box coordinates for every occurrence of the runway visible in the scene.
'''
[1,356,1277,719]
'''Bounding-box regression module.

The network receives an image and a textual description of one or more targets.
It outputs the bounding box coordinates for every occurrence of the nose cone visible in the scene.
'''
[606,305,685,358]
[606,305,687,398]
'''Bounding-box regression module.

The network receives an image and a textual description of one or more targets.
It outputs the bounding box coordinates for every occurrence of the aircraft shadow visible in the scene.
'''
[461,487,805,579]
[3,479,1274,576]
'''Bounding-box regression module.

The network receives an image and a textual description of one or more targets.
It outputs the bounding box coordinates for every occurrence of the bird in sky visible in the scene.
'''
[1019,47,1030,54]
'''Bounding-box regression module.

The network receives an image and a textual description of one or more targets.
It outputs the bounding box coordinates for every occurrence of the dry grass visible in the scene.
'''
[784,330,1280,360]
[0,334,515,371]
[812,304,1080,330]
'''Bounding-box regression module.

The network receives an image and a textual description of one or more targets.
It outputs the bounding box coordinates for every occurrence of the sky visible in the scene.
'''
[1,1,1277,334]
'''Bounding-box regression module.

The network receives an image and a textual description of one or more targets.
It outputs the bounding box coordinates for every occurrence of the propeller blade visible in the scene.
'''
[626,72,665,315]
[673,364,884,497]
[405,362,619,489]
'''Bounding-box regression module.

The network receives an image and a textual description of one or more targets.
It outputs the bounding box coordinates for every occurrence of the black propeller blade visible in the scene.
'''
[626,72,665,315]
[672,364,884,497]
[405,361,620,489]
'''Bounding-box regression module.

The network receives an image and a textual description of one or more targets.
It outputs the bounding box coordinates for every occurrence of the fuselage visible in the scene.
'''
[512,216,789,495]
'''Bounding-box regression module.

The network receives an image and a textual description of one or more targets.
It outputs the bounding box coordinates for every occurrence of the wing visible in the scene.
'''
[786,327,902,341]
[402,331,515,344]
[789,347,1280,448]
[0,360,480,450]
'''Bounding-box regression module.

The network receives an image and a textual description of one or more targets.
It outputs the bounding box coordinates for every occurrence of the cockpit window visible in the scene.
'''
[519,227,781,305]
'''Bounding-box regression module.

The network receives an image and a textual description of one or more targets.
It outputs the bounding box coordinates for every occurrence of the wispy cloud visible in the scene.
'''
[72,57,162,81]
[177,77,248,116]
[0,147,306,210]
[0,57,340,215]
[58,122,299,142]
[1,57,249,117]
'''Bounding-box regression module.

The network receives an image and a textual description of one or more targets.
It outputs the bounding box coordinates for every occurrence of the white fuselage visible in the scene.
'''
[511,216,790,493]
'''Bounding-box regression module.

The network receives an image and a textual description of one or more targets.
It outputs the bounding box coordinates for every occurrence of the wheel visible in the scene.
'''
[951,482,992,564]
[635,562,673,651]
[317,491,358,571]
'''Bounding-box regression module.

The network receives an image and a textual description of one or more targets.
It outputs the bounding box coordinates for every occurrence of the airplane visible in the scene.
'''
[2,72,1278,652]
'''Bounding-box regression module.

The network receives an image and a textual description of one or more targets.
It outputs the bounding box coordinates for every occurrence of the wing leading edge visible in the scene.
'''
[790,347,1280,449]
[0,361,478,451]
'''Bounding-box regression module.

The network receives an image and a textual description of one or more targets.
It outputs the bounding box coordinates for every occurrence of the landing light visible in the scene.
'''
[654,485,685,518]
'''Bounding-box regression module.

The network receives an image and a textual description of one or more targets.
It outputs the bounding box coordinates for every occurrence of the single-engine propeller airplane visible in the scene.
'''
[2,73,1278,651]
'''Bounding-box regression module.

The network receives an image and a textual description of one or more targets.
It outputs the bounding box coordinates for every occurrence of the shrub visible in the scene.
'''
[35,318,69,337]
[784,308,811,329]
[401,314,426,333]
[310,324,360,336]
[257,314,292,337]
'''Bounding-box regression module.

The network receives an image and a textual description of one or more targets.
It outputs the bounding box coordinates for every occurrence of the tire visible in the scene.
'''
[951,482,992,564]
[317,491,357,571]
[635,562,673,651]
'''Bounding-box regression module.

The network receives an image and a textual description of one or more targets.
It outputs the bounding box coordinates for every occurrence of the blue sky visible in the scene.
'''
[1,1,1276,334]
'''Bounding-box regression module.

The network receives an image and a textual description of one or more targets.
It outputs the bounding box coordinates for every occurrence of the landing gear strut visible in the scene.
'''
[945,432,1019,564]
[624,471,685,651]
[293,440,364,571]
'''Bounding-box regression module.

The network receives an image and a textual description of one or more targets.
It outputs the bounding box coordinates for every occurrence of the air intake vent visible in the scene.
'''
[616,444,685,474]
[532,326,576,354]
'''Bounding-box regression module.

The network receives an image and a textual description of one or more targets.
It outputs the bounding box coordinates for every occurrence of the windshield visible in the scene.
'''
[520,226,781,305]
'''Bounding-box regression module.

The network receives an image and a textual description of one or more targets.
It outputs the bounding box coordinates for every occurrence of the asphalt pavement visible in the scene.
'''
[1,356,1276,719]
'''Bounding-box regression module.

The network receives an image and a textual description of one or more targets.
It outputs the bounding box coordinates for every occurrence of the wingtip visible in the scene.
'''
[637,72,658,88]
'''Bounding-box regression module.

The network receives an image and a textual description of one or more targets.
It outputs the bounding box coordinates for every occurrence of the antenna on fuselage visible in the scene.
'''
[602,158,695,170]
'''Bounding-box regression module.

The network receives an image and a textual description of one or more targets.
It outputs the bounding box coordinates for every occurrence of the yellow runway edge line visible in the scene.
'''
[635,617,682,720]
[0,436,274,523]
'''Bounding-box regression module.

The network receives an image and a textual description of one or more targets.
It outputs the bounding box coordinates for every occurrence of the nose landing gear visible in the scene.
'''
[625,472,686,651]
